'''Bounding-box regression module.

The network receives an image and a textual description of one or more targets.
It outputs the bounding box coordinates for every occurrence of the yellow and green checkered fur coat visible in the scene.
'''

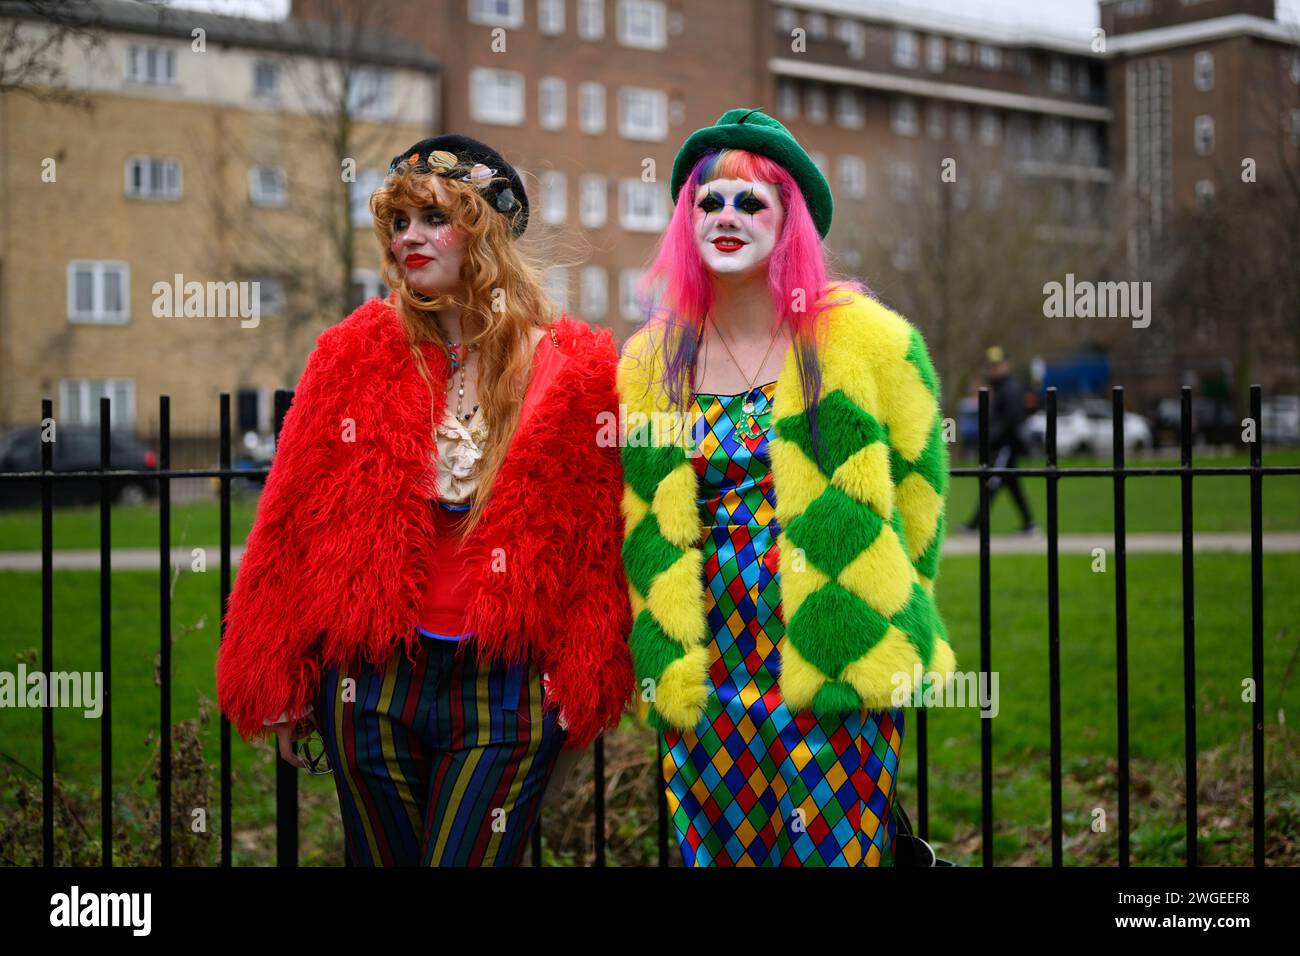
[618,290,958,732]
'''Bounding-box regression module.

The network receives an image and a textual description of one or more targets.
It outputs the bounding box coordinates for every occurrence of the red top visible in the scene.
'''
[418,327,568,637]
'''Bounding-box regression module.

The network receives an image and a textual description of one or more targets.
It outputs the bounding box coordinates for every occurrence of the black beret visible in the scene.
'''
[388,134,529,237]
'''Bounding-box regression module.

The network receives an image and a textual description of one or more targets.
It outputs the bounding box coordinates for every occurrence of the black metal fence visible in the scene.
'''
[3,383,1295,867]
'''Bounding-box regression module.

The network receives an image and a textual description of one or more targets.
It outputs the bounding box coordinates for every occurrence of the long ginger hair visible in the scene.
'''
[370,156,557,536]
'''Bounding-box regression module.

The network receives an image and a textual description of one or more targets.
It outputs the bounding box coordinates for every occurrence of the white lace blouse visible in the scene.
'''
[434,403,487,505]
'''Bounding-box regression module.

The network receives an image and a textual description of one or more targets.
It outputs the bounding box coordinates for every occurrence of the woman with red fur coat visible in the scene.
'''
[215,135,634,866]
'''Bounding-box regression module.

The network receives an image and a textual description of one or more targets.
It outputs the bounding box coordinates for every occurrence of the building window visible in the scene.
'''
[60,379,135,428]
[926,36,945,73]
[980,172,1003,209]
[776,79,799,119]
[893,29,918,68]
[350,270,389,310]
[926,101,945,139]
[617,86,667,140]
[1118,0,1152,15]
[954,175,972,210]
[470,68,525,124]
[835,88,864,128]
[539,76,566,129]
[249,166,288,207]
[1194,51,1214,91]
[617,0,666,50]
[952,39,970,65]
[349,168,385,224]
[1194,114,1214,154]
[1291,52,1300,85]
[1075,62,1092,96]
[806,13,828,39]
[809,150,828,176]
[579,174,607,227]
[619,268,644,320]
[1072,123,1101,165]
[251,276,285,315]
[577,0,604,38]
[976,43,1001,70]
[67,261,129,324]
[837,18,866,59]
[1007,113,1032,159]
[580,266,608,318]
[1046,116,1069,160]
[837,155,866,199]
[890,96,918,136]
[619,178,667,231]
[468,0,523,28]
[1195,179,1215,205]
[544,266,570,311]
[775,6,797,34]
[1048,55,1069,92]
[253,61,281,99]
[126,45,175,85]
[539,0,565,34]
[578,81,605,133]
[347,68,394,120]
[892,235,916,271]
[977,107,1001,145]
[951,105,970,141]
[540,170,567,224]
[888,160,916,201]
[125,156,181,200]
[805,84,827,124]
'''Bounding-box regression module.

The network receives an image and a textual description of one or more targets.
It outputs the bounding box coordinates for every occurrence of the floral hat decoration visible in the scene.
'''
[387,134,530,237]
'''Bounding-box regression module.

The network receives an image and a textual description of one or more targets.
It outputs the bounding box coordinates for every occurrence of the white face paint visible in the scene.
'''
[693,178,784,278]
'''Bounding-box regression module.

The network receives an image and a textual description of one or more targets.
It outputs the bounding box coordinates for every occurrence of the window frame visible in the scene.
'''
[67,260,130,324]
[469,67,526,125]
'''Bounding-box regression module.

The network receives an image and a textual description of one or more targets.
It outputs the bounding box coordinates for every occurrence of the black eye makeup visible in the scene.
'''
[695,187,770,215]
[392,207,447,230]
[697,191,725,213]
[738,190,768,214]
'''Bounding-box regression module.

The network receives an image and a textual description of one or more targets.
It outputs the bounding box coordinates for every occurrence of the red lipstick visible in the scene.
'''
[404,253,434,268]
[712,237,747,253]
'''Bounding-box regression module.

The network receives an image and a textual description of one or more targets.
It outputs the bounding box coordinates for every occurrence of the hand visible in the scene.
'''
[540,671,570,731]
[270,711,315,768]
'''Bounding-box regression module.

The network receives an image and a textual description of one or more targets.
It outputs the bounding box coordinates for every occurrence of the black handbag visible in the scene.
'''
[891,800,956,867]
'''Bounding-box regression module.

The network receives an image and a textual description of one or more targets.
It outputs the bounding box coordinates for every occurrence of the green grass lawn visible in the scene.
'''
[944,448,1300,534]
[1,450,1296,551]
[2,549,1296,866]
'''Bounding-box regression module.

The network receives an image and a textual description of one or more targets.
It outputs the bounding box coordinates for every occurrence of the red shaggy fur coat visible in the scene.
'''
[215,296,634,751]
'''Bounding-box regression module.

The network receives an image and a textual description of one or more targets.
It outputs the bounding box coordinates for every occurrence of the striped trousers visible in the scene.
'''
[315,631,567,866]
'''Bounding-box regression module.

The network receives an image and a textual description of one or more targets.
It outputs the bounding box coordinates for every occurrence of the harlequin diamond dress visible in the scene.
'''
[659,380,906,867]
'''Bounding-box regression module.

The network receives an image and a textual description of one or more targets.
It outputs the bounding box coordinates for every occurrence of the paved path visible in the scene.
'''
[1,532,1298,570]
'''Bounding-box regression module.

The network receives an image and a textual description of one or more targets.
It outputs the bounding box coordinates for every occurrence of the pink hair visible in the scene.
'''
[631,148,865,463]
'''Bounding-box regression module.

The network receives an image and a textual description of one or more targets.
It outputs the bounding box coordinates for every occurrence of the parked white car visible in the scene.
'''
[1023,398,1153,456]
[1261,396,1300,444]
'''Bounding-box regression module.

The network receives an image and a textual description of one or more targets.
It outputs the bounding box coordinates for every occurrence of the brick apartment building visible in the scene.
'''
[1,0,1296,443]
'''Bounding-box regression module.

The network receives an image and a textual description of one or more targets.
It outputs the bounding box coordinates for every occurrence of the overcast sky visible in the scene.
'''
[162,0,1300,34]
